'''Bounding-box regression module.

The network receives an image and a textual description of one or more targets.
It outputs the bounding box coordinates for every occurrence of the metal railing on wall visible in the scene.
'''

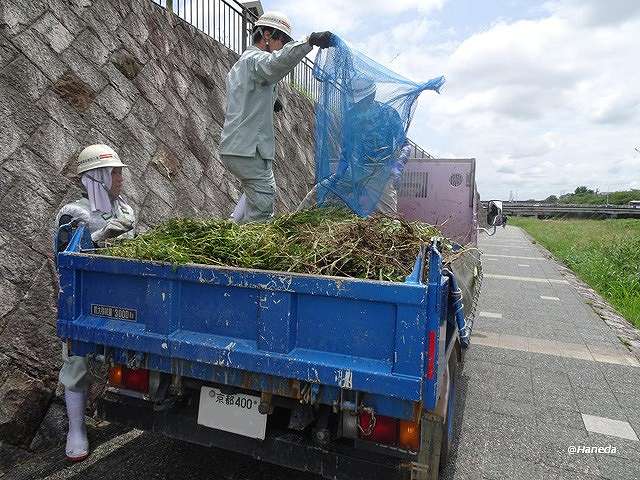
[153,0,433,158]
[154,0,320,101]
[159,0,252,54]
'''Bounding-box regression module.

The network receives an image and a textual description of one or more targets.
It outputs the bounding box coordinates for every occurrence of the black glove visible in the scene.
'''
[274,99,283,113]
[309,32,336,49]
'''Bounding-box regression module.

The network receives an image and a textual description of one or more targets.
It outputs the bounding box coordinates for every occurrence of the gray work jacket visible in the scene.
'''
[220,40,313,160]
[54,197,135,245]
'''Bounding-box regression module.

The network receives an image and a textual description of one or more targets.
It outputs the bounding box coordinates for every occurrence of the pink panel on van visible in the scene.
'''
[397,158,478,246]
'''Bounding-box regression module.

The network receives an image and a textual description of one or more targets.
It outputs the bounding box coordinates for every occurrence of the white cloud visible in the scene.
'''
[360,1,640,199]
[268,0,640,199]
[547,0,640,27]
[265,0,446,36]
[591,94,640,125]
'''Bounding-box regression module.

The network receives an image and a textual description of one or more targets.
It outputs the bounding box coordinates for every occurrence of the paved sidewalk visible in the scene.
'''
[443,226,640,480]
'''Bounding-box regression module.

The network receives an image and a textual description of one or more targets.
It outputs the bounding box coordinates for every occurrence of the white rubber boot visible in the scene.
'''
[65,389,89,461]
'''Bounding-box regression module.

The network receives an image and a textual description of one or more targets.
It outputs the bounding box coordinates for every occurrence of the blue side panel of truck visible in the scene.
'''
[57,226,453,419]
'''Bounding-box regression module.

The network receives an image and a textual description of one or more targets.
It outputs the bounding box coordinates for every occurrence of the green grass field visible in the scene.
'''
[510,218,640,328]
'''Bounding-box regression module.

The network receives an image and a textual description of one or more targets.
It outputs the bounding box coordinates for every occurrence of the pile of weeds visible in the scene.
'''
[106,208,442,282]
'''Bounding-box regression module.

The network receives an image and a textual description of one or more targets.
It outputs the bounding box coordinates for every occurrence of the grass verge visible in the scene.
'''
[510,217,640,328]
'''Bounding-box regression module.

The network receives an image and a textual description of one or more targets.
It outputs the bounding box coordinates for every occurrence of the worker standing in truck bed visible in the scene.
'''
[220,11,336,223]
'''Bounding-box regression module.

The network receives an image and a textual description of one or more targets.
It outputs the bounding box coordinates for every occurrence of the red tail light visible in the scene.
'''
[109,365,149,393]
[124,368,149,392]
[426,330,436,380]
[359,413,398,445]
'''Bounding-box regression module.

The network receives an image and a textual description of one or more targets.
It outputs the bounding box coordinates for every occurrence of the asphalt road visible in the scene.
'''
[2,424,321,480]
[3,226,639,480]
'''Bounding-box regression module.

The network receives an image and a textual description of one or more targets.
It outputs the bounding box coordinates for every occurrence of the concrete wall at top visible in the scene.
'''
[0,0,316,447]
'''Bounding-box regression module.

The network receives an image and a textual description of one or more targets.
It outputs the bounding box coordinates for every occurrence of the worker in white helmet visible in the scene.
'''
[299,76,412,215]
[346,76,412,215]
[54,144,136,461]
[221,11,336,222]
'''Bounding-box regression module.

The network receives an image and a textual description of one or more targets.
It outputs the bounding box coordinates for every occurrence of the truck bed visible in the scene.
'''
[57,227,452,418]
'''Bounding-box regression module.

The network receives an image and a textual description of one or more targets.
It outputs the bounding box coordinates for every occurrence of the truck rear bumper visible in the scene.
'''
[98,392,417,480]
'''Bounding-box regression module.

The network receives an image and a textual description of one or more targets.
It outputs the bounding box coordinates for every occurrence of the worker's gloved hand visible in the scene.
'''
[391,144,412,187]
[113,202,135,226]
[308,32,337,49]
[274,99,283,113]
[91,218,134,242]
[91,203,135,243]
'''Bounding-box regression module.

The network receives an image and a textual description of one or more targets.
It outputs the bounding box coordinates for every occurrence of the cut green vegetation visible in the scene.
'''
[511,217,640,327]
[106,208,443,282]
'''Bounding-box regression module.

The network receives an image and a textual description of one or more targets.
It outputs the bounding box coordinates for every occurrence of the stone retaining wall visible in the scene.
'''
[0,0,316,447]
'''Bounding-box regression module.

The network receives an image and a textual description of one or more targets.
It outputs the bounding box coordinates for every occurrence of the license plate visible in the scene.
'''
[197,387,266,440]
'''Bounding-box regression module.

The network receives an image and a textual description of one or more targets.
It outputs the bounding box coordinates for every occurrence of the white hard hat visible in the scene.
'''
[254,11,292,39]
[351,76,377,103]
[77,144,127,175]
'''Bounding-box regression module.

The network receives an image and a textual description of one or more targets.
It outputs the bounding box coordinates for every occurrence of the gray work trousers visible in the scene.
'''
[222,152,276,223]
[59,342,89,392]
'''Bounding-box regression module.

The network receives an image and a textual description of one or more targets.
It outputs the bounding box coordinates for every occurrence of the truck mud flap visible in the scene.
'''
[406,412,445,480]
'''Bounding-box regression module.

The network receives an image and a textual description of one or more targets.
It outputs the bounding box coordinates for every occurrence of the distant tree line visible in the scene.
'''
[539,187,640,205]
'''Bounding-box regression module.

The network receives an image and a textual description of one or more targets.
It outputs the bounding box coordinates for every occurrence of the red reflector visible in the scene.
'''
[359,413,398,445]
[123,368,149,393]
[426,330,436,380]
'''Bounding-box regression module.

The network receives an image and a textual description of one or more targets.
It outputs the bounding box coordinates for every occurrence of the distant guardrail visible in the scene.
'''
[480,202,640,219]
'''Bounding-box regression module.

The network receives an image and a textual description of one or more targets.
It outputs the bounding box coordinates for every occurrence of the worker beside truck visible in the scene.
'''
[54,144,136,461]
[220,11,336,222]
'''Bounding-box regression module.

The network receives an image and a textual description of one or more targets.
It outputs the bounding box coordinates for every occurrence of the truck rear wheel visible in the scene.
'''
[439,357,458,470]
[409,354,459,480]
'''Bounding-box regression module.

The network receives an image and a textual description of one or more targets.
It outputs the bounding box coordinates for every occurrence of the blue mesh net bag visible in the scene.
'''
[307,37,445,216]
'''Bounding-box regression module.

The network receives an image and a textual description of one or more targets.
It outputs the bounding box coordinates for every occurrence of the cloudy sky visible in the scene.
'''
[264,0,640,199]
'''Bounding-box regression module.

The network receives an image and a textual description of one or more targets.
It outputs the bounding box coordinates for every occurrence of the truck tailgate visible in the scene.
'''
[57,251,435,402]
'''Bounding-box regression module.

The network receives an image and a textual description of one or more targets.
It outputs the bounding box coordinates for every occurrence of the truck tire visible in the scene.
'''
[410,414,443,480]
[439,357,458,470]
[409,352,459,480]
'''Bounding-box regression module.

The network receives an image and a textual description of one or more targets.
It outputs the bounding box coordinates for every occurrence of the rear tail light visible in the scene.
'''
[359,412,397,445]
[109,365,123,385]
[399,419,420,450]
[358,412,421,451]
[108,365,149,393]
[124,368,149,392]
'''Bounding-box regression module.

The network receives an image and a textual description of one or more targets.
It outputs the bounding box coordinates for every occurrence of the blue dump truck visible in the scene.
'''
[56,159,485,480]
